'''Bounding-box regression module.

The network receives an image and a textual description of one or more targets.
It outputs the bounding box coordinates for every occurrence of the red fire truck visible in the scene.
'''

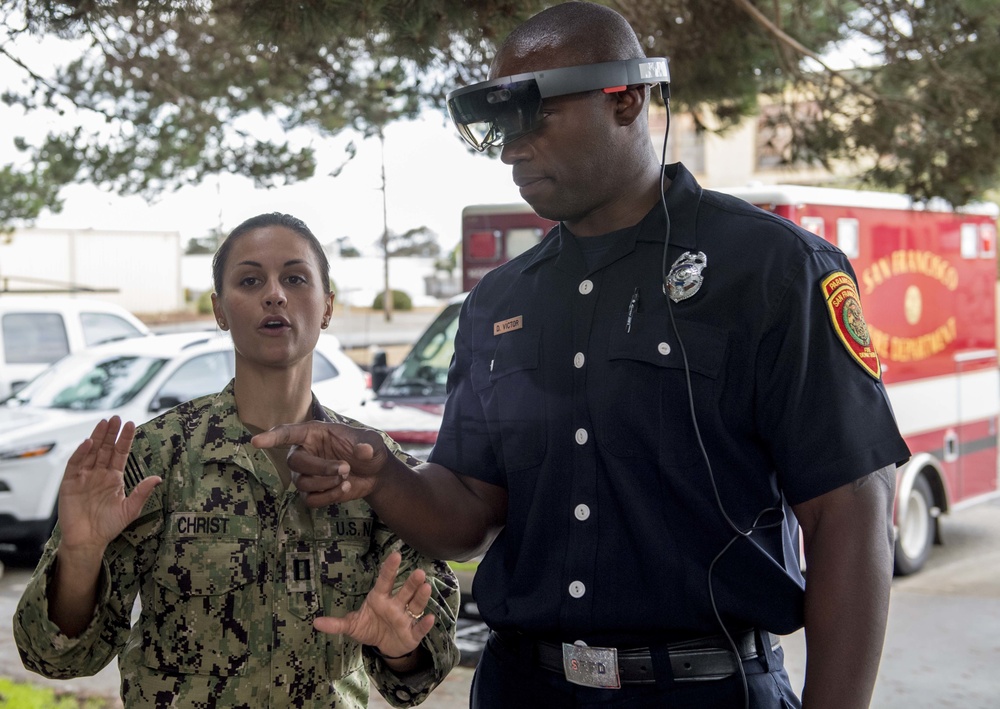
[460,186,1000,575]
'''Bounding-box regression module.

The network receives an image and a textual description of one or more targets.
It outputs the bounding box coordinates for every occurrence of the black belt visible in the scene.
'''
[493,629,780,684]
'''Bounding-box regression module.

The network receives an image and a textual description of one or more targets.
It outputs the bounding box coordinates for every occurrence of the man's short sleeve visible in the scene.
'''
[756,251,910,505]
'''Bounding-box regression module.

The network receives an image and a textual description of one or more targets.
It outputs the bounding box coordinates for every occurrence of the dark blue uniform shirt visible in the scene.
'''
[429,163,910,646]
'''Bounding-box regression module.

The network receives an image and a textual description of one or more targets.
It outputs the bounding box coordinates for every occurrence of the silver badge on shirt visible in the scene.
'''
[665,250,708,303]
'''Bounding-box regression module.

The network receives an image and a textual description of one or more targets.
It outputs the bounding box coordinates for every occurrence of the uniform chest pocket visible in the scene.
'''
[597,319,728,466]
[317,537,378,679]
[287,516,376,621]
[474,330,547,472]
[146,522,259,677]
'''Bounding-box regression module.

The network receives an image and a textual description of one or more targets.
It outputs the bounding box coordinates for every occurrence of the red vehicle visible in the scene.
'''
[458,187,1000,576]
[720,184,1000,575]
[461,203,556,292]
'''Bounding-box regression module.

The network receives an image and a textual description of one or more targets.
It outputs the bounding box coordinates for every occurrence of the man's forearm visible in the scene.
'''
[366,456,506,560]
[797,468,896,708]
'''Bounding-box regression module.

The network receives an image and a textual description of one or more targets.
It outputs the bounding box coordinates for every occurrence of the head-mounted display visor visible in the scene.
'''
[447,57,669,152]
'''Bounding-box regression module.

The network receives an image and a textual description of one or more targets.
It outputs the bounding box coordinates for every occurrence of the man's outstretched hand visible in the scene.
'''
[252,421,391,506]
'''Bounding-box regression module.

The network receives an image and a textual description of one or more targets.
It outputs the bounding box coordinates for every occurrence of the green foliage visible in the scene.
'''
[184,229,224,255]
[383,225,440,257]
[372,289,412,311]
[0,164,64,232]
[0,0,545,230]
[434,246,458,275]
[1,0,998,217]
[0,677,112,708]
[196,289,214,315]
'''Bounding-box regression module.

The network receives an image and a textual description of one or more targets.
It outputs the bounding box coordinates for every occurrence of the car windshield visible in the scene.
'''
[8,353,168,411]
[379,302,462,399]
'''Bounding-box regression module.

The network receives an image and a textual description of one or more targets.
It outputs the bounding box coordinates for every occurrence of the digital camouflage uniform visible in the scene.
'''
[14,382,460,708]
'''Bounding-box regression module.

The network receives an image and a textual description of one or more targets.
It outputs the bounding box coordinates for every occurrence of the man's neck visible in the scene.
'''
[564,166,670,237]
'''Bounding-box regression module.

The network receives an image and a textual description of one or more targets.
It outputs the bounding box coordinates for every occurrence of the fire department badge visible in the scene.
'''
[822,271,881,379]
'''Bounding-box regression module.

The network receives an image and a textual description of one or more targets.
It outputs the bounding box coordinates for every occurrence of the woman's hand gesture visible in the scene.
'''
[313,551,435,665]
[57,416,161,556]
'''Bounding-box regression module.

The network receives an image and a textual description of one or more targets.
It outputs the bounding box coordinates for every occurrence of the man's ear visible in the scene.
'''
[609,84,648,126]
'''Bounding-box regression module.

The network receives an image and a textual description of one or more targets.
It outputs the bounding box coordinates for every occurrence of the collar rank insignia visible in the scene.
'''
[822,271,881,379]
[665,251,707,303]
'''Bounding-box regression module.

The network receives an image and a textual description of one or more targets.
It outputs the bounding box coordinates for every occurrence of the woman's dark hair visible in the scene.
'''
[212,212,331,295]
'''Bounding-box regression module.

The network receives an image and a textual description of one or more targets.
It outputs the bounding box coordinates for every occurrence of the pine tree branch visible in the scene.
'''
[730,0,881,102]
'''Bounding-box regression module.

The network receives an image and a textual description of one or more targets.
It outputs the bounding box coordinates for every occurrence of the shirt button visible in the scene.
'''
[569,581,586,598]
[574,504,591,521]
[574,352,585,368]
[395,690,412,702]
[579,280,594,295]
[658,342,672,356]
[575,428,589,445]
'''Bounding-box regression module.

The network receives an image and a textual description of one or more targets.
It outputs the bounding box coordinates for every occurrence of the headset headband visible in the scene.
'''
[447,57,670,151]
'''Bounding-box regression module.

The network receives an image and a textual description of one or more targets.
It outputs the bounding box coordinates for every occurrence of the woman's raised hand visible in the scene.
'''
[57,416,161,555]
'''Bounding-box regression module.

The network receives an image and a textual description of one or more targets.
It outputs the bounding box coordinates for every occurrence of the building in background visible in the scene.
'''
[650,97,858,189]
[0,228,183,314]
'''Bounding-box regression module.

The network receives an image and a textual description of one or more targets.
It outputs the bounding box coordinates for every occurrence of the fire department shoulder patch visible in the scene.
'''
[821,271,881,379]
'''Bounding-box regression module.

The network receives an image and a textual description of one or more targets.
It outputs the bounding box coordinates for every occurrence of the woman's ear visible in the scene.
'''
[211,293,228,331]
[322,292,335,329]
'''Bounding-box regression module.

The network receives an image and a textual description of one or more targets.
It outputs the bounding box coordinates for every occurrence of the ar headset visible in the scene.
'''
[446,57,669,151]
[449,56,785,709]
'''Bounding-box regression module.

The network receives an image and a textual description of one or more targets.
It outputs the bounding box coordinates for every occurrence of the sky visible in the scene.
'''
[0,34,524,256]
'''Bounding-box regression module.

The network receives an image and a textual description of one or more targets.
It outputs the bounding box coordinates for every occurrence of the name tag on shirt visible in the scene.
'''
[494,316,523,335]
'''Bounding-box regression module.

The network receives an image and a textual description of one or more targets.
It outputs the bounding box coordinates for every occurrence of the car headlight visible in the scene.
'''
[0,443,56,461]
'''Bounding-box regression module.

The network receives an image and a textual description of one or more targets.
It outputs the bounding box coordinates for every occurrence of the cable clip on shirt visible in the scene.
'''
[626,287,640,333]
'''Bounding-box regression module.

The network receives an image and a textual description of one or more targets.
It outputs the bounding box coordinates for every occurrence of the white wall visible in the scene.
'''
[0,228,183,313]
[183,254,447,308]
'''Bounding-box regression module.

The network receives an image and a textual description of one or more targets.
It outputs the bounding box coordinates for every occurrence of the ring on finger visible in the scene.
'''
[404,603,425,622]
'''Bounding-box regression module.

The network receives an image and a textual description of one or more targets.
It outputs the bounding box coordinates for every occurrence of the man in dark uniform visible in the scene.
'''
[255,3,910,707]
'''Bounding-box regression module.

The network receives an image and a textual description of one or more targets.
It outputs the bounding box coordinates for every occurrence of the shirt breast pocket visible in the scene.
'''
[474,330,547,472]
[146,536,259,676]
[317,536,377,678]
[598,318,727,467]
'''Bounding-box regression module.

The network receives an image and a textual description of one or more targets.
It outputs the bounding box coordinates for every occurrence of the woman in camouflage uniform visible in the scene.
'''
[14,213,460,708]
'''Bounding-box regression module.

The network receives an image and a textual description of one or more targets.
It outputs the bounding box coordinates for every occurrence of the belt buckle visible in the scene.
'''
[561,641,621,689]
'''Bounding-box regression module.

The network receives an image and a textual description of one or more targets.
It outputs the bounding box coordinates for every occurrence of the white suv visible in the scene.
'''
[0,296,151,399]
[0,331,370,556]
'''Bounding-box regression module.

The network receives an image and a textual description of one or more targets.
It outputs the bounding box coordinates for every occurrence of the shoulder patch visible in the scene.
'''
[821,271,881,379]
[123,451,149,495]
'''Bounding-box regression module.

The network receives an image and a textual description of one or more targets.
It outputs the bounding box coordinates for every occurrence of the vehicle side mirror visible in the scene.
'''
[150,395,183,413]
[370,349,392,392]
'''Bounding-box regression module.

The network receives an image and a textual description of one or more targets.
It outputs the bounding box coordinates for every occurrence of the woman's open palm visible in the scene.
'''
[57,417,161,552]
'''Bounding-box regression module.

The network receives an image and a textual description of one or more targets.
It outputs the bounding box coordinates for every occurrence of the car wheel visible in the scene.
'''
[893,474,934,576]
